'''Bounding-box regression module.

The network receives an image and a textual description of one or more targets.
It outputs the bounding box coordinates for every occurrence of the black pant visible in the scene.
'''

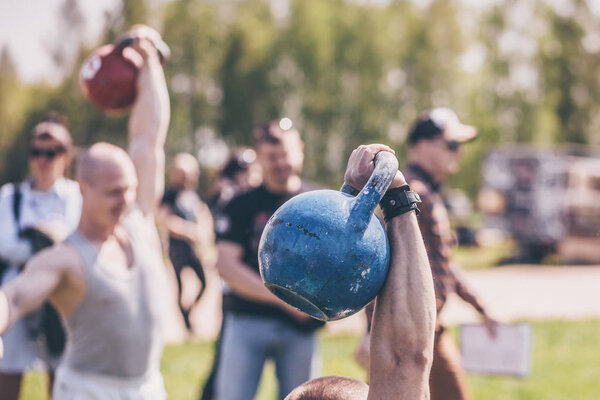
[168,239,206,328]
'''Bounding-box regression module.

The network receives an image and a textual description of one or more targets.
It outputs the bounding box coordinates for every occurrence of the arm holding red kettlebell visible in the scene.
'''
[127,26,171,217]
[346,145,436,400]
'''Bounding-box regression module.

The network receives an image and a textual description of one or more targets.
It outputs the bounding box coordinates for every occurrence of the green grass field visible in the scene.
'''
[453,241,516,271]
[20,319,600,400]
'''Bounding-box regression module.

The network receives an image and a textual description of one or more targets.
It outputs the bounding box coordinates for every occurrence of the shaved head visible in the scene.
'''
[168,152,199,188]
[172,153,199,173]
[76,143,139,228]
[77,142,136,184]
[285,376,369,400]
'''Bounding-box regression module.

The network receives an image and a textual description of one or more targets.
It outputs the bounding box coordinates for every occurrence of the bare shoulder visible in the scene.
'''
[14,242,86,318]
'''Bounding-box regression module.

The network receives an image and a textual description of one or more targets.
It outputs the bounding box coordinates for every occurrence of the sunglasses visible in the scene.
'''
[445,140,462,151]
[29,147,66,159]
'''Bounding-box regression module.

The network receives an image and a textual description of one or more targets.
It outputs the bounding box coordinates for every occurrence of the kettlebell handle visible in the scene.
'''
[343,151,398,231]
[116,34,171,63]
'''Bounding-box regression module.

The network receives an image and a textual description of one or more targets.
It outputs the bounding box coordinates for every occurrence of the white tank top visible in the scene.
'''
[62,215,167,378]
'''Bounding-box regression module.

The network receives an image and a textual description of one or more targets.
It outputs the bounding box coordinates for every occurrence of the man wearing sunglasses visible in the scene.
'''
[403,108,498,400]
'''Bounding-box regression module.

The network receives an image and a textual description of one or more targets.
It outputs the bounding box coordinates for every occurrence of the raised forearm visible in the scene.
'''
[128,53,170,149]
[368,212,436,400]
[382,213,435,348]
[340,144,436,398]
[128,39,170,215]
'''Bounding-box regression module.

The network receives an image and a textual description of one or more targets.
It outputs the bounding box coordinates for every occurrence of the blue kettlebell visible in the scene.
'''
[258,151,398,321]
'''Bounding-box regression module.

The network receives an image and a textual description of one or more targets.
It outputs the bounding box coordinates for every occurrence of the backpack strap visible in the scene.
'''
[0,183,23,279]
[13,183,22,232]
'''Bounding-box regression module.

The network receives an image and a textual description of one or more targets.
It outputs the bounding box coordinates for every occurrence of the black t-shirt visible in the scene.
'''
[217,183,325,332]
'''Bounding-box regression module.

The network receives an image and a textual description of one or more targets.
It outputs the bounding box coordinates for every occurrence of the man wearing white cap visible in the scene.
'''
[404,108,498,400]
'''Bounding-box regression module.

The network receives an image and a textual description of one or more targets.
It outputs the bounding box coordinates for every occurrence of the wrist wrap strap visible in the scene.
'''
[340,183,360,197]
[379,185,421,221]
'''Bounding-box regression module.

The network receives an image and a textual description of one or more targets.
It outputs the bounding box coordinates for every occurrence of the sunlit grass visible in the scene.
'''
[21,319,600,400]
[453,240,516,271]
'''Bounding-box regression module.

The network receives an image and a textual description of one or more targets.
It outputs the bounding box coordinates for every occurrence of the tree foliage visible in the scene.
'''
[1,0,600,195]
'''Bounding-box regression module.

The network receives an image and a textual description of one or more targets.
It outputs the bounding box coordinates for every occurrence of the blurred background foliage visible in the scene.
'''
[1,0,600,194]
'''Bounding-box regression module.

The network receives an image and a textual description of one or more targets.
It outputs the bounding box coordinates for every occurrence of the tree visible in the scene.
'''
[0,47,38,183]
[537,0,600,144]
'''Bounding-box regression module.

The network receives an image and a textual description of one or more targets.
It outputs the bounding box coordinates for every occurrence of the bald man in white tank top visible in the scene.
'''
[0,25,171,399]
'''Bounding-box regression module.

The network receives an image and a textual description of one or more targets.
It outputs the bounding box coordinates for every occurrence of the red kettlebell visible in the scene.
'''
[80,34,170,113]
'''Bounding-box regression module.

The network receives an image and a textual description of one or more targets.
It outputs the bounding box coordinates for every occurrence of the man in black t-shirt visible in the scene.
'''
[214,120,323,400]
[159,153,214,331]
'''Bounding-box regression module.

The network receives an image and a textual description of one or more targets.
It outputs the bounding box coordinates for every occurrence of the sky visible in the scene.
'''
[0,0,120,83]
[2,0,599,84]
[0,0,500,84]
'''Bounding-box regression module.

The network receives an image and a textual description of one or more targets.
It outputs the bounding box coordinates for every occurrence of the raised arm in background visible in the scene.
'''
[127,26,170,217]
[0,26,171,360]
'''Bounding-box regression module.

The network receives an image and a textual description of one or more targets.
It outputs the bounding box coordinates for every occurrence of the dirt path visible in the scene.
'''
[440,265,600,326]
[164,265,600,343]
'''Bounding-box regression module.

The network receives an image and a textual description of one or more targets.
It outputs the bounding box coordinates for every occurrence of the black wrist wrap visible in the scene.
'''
[343,184,360,197]
[379,184,421,221]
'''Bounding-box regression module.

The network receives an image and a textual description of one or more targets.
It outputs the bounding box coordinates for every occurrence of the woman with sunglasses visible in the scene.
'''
[0,113,82,400]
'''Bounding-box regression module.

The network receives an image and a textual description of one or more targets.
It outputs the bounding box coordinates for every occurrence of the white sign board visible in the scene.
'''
[460,323,532,377]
